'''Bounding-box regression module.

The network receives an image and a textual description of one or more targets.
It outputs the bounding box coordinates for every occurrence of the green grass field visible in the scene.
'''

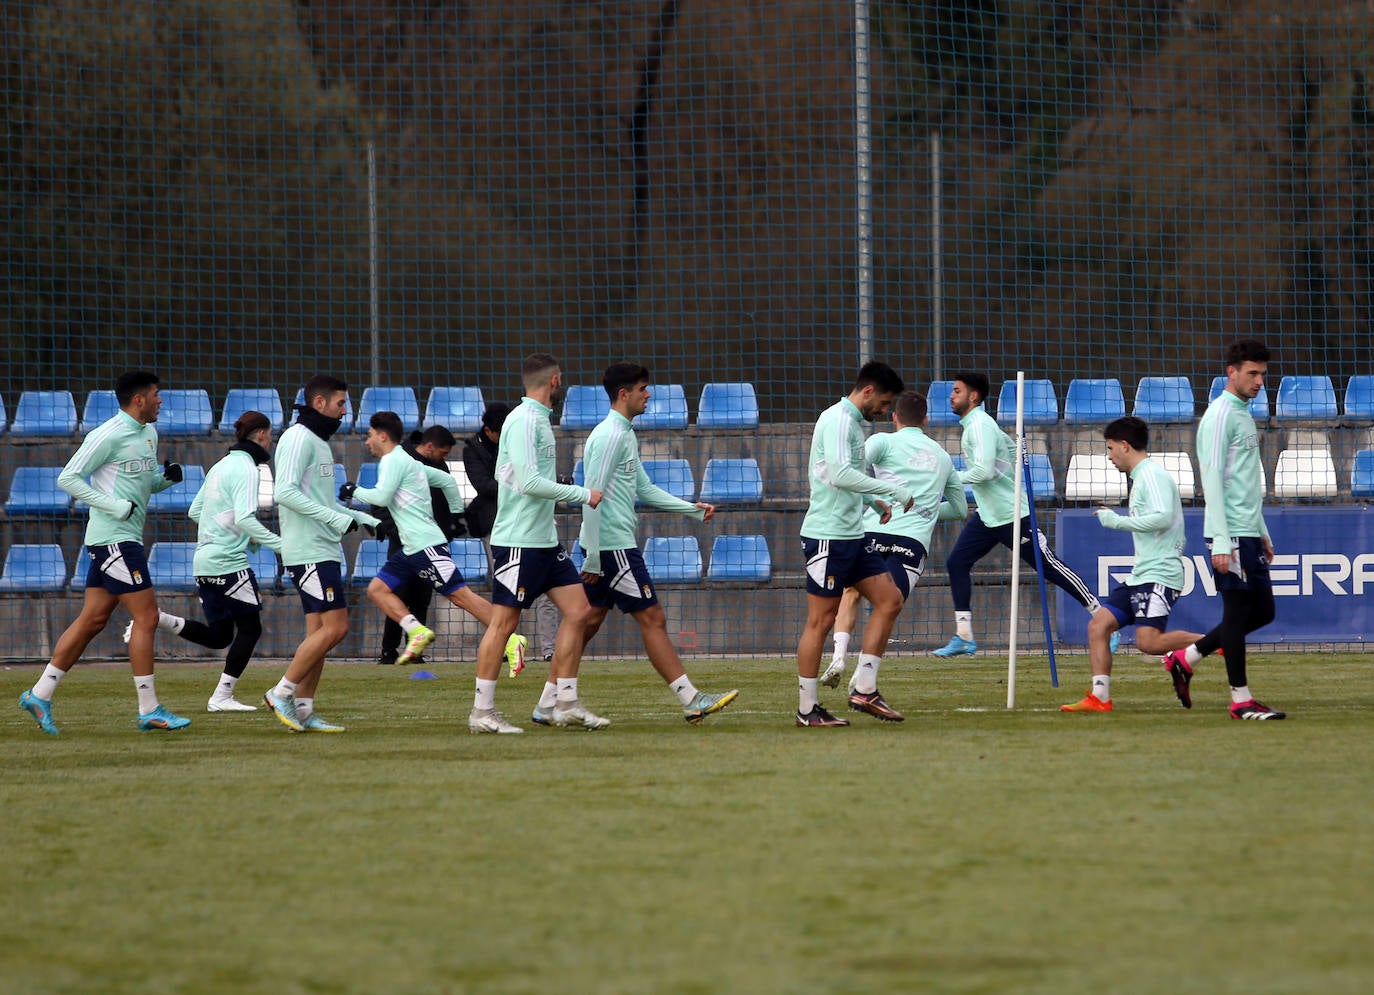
[2,652,1371,995]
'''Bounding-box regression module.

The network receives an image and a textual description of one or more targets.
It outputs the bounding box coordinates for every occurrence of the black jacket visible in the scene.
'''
[371,443,463,551]
[462,429,499,540]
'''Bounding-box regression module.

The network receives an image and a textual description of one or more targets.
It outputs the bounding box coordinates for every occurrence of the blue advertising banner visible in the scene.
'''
[1055,507,1374,644]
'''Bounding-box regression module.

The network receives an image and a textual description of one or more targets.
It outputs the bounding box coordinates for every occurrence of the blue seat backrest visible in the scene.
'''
[637,384,689,430]
[559,385,609,430]
[219,388,285,433]
[1344,376,1374,422]
[147,542,198,591]
[925,381,959,427]
[641,459,696,503]
[157,389,214,436]
[1274,375,1338,423]
[80,390,120,433]
[1132,376,1195,424]
[449,538,490,584]
[5,466,70,515]
[644,536,702,583]
[12,390,78,436]
[357,387,420,434]
[1063,378,1125,425]
[351,539,389,584]
[424,387,485,434]
[699,458,763,504]
[996,379,1058,426]
[0,544,69,592]
[707,535,771,583]
[1352,451,1374,499]
[697,383,760,430]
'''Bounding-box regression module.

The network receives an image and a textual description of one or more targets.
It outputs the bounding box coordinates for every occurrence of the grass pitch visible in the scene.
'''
[2,652,1372,995]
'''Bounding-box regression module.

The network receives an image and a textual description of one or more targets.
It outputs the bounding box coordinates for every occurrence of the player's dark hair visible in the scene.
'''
[115,370,159,406]
[370,410,404,443]
[481,401,511,432]
[420,424,456,449]
[603,362,650,402]
[854,361,904,395]
[1103,416,1149,452]
[954,372,989,406]
[522,353,561,390]
[1225,338,1270,368]
[893,391,928,427]
[303,374,348,406]
[233,410,272,441]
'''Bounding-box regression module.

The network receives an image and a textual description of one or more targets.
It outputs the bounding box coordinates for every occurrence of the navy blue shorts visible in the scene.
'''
[1101,582,1179,631]
[580,546,658,614]
[195,569,263,623]
[863,533,928,600]
[1207,536,1273,594]
[286,561,348,613]
[375,545,466,597]
[490,545,581,608]
[85,542,153,595]
[801,536,889,598]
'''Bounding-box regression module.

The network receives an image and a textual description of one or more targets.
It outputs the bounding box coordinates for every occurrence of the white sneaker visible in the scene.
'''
[207,696,258,713]
[121,620,134,644]
[469,708,524,734]
[820,655,846,688]
[552,701,610,730]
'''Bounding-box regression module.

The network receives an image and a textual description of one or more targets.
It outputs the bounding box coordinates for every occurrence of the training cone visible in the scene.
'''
[409,670,438,680]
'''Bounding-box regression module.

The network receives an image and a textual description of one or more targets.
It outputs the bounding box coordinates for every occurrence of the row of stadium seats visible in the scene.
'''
[0,382,762,437]
[925,375,1374,427]
[0,534,774,593]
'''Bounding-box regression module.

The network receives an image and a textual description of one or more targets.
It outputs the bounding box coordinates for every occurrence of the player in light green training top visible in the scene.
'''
[1060,416,1205,713]
[19,371,190,735]
[824,390,968,692]
[577,362,739,724]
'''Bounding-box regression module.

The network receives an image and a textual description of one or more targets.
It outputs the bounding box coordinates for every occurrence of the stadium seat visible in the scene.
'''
[1344,375,1374,423]
[293,387,355,433]
[1132,376,1195,424]
[1155,452,1197,501]
[356,387,420,434]
[696,382,760,430]
[1272,448,1338,500]
[70,548,90,590]
[0,544,68,592]
[447,459,477,506]
[5,466,69,515]
[449,537,489,584]
[949,454,976,506]
[147,542,199,591]
[644,536,702,583]
[641,459,696,503]
[569,543,585,572]
[707,534,771,583]
[149,464,206,514]
[996,379,1058,427]
[1025,452,1056,503]
[558,385,609,430]
[334,463,348,502]
[699,458,763,504]
[1274,375,1338,424]
[637,384,689,430]
[1352,451,1374,499]
[351,539,389,584]
[1208,376,1269,421]
[79,390,119,433]
[0,393,6,434]
[350,461,379,509]
[925,380,959,427]
[424,386,485,434]
[156,388,214,436]
[1065,454,1127,503]
[1063,378,1126,425]
[247,545,281,589]
[219,388,285,433]
[257,464,275,511]
[11,390,78,436]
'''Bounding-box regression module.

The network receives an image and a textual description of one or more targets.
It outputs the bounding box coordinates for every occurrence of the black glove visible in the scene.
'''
[338,481,356,502]
[344,519,358,535]
[121,500,141,521]
[373,519,397,544]
[162,460,183,484]
[556,474,574,485]
[444,515,468,540]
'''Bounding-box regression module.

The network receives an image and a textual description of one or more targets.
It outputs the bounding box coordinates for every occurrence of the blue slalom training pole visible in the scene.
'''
[1020,449,1060,688]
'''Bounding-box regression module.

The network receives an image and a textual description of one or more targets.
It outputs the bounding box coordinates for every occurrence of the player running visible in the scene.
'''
[577,362,739,724]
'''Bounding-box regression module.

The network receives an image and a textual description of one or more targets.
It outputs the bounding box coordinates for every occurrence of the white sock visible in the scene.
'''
[1230,685,1252,704]
[134,674,159,714]
[798,676,819,713]
[211,673,239,700]
[158,611,185,635]
[272,677,297,699]
[831,631,851,661]
[474,678,497,711]
[1184,645,1204,666]
[295,697,314,719]
[538,681,558,709]
[556,678,578,704]
[955,611,974,641]
[1091,675,1111,703]
[31,664,66,702]
[669,674,698,707]
[853,653,881,694]
[400,614,421,635]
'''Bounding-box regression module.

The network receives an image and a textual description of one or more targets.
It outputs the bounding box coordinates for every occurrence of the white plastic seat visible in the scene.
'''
[1065,453,1126,503]
[1272,448,1337,500]
[1154,452,1196,501]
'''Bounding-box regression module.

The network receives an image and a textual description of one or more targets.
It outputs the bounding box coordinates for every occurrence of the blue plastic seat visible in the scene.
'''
[1353,451,1374,499]
[1063,378,1125,425]
[559,385,609,430]
[333,464,348,503]
[707,535,771,583]
[1208,376,1269,421]
[147,542,199,591]
[925,380,959,427]
[949,455,976,506]
[996,379,1058,427]
[351,539,389,585]
[644,536,702,583]
[80,390,119,433]
[641,459,696,503]
[424,387,485,434]
[1273,375,1338,423]
[247,546,280,588]
[5,466,70,515]
[149,465,206,514]
[1025,452,1057,503]
[0,544,69,592]
[157,389,214,436]
[637,384,689,430]
[449,537,490,584]
[350,462,379,508]
[1344,376,1374,423]
[70,548,91,590]
[11,391,78,436]
[219,388,285,433]
[356,387,420,434]
[569,543,585,572]
[1132,376,1195,424]
[697,382,760,430]
[699,458,763,504]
